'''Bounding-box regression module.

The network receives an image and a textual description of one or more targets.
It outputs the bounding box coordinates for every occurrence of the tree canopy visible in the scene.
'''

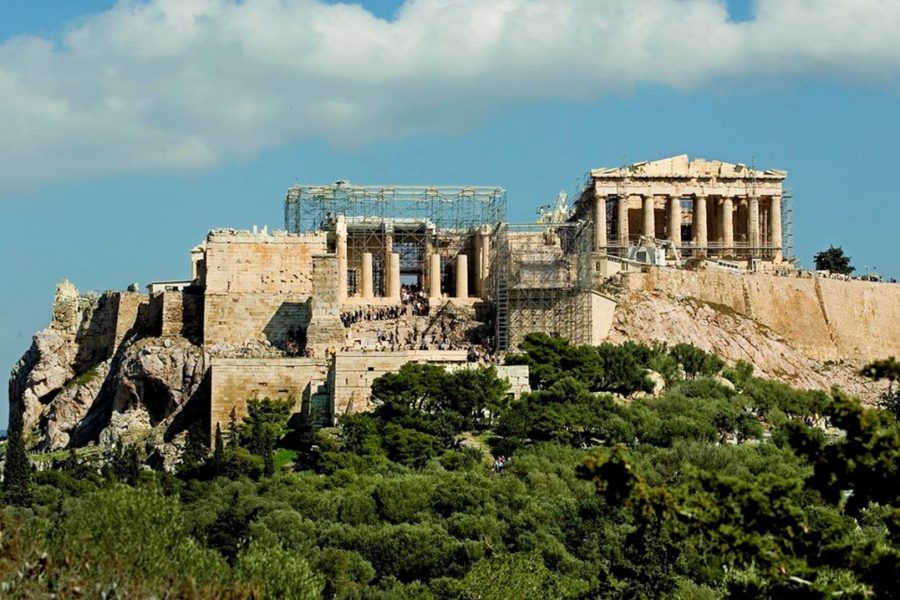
[813,245,855,274]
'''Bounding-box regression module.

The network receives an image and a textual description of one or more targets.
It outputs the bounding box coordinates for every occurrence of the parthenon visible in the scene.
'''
[576,154,787,261]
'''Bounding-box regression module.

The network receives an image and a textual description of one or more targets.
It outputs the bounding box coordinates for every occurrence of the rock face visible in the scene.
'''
[9,328,76,435]
[607,290,881,402]
[7,281,208,457]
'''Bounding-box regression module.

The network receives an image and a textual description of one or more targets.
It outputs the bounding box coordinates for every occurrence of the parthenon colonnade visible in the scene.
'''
[580,155,786,261]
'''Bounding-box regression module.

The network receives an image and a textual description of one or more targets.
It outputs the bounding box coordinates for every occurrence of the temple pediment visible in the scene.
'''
[591,155,786,180]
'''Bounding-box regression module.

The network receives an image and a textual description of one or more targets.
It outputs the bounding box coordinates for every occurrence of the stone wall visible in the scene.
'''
[209,357,330,435]
[332,350,472,415]
[622,268,900,362]
[159,290,204,343]
[202,231,335,346]
[203,230,329,294]
[114,292,148,348]
[205,294,312,346]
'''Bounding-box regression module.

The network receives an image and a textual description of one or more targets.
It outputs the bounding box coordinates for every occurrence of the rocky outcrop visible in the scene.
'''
[98,337,205,446]
[608,290,881,402]
[10,333,207,453]
[9,328,77,434]
[8,281,208,456]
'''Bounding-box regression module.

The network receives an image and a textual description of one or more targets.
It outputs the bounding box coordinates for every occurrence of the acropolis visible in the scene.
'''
[13,155,900,448]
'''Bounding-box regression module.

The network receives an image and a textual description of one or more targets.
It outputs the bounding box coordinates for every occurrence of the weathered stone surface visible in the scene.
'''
[99,337,206,445]
[44,360,111,449]
[608,290,881,402]
[9,328,76,434]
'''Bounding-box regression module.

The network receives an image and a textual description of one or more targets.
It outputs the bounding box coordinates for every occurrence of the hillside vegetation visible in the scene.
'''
[1,336,898,599]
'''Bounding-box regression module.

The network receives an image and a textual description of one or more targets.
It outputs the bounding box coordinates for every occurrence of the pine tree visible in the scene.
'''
[212,423,225,476]
[2,410,33,507]
[262,427,275,477]
[180,422,210,472]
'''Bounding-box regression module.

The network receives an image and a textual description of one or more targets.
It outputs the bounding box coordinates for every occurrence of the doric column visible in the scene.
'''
[642,195,655,239]
[335,216,348,301]
[593,193,607,251]
[361,252,373,298]
[748,196,760,256]
[667,195,681,247]
[428,253,442,298]
[477,227,491,298]
[455,254,469,299]
[388,253,401,299]
[383,232,394,297]
[769,195,783,259]
[722,196,734,251]
[693,194,707,256]
[620,196,634,246]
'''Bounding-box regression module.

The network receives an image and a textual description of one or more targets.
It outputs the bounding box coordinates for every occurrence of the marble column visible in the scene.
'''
[642,195,655,239]
[361,252,373,298]
[428,253,442,298]
[769,195,783,258]
[668,195,681,247]
[383,232,394,298]
[388,253,401,299]
[335,216,348,301]
[722,197,734,251]
[478,228,491,298]
[455,254,469,299]
[748,196,760,257]
[620,196,634,246]
[693,195,707,256]
[593,193,607,251]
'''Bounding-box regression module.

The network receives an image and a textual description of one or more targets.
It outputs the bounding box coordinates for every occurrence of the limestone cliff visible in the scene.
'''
[8,281,208,457]
[606,288,881,402]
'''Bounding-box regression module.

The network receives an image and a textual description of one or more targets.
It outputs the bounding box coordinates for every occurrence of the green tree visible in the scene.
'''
[669,343,724,378]
[179,421,210,474]
[813,245,855,274]
[236,398,293,460]
[108,441,142,485]
[212,422,225,475]
[862,356,900,420]
[2,409,32,507]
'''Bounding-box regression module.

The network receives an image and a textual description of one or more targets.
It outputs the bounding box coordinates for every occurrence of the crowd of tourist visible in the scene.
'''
[340,285,432,328]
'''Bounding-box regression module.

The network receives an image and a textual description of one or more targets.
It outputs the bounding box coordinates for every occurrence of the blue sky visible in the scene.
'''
[2,0,899,427]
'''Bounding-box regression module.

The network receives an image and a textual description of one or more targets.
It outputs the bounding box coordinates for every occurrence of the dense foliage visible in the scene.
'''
[2,339,898,598]
[813,245,855,274]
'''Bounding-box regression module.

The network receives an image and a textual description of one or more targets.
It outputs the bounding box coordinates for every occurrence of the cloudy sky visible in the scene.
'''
[2,0,900,426]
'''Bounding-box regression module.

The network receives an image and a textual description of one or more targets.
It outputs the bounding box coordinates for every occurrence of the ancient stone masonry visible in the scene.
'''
[574,154,789,261]
[11,156,900,455]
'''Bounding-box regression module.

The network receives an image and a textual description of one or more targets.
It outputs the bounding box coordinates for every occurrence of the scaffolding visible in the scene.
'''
[491,221,594,351]
[781,189,796,264]
[285,181,506,233]
[285,182,506,296]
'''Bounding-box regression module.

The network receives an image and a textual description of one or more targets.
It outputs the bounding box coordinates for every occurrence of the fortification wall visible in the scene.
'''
[114,292,147,348]
[203,230,329,294]
[332,350,469,415]
[204,294,312,346]
[158,290,204,342]
[209,357,330,434]
[622,269,900,362]
[818,277,900,360]
[202,232,337,346]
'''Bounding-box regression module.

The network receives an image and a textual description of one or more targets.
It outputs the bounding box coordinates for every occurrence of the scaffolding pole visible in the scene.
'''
[491,221,593,351]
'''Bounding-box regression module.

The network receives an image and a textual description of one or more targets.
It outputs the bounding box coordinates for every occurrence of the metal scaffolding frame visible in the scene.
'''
[285,182,506,233]
[491,221,593,351]
[781,189,796,264]
[285,182,506,296]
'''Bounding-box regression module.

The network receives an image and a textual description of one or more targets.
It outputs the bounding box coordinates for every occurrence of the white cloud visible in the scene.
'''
[1,0,899,192]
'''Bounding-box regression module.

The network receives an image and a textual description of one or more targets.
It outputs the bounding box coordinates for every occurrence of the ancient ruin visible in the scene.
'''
[10,155,900,455]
